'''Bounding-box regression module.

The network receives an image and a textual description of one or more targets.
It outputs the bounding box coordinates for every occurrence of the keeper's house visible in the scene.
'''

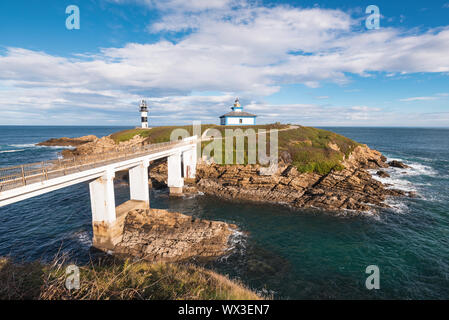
[219,98,257,125]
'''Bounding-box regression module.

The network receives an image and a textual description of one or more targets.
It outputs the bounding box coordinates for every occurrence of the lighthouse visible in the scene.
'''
[219,98,256,125]
[139,100,149,128]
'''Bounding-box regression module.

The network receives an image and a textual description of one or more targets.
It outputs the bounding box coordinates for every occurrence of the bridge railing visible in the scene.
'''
[0,138,195,192]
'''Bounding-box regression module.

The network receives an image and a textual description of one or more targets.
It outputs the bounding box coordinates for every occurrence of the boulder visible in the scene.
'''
[376,170,390,178]
[114,208,236,262]
[388,160,410,169]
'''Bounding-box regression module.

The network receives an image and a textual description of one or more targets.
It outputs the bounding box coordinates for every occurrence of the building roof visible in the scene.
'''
[219,111,257,118]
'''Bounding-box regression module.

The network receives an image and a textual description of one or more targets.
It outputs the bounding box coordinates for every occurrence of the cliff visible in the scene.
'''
[191,144,413,213]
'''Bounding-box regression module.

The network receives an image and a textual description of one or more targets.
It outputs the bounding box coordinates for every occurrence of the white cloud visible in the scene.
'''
[400,97,438,102]
[112,0,233,12]
[399,93,448,102]
[0,2,449,125]
[350,106,381,112]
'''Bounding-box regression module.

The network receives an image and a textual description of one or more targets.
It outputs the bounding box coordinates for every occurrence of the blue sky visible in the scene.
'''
[0,0,448,126]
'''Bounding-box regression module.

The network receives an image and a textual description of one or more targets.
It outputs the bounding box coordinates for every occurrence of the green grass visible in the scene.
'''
[0,256,262,300]
[110,125,215,144]
[278,126,360,175]
[109,124,360,175]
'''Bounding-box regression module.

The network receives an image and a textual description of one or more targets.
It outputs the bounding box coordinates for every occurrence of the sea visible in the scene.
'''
[0,126,448,299]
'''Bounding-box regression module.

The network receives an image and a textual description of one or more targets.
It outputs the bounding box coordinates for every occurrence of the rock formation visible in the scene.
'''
[37,135,97,147]
[113,208,236,262]
[58,134,148,158]
[178,145,414,213]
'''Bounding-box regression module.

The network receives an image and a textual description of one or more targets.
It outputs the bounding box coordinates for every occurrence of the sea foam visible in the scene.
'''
[0,149,25,154]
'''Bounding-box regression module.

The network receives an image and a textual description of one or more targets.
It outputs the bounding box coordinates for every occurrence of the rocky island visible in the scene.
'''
[38,124,414,260]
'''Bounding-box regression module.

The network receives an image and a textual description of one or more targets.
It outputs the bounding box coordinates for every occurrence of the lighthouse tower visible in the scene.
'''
[139,100,148,128]
[232,98,243,112]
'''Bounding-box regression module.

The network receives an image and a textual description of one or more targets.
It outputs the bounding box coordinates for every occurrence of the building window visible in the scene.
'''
[239,118,243,124]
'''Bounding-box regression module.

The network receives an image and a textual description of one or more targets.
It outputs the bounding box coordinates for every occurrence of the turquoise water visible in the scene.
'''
[0,126,448,299]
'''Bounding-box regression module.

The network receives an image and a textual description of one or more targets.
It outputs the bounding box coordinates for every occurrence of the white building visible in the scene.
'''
[219,98,257,125]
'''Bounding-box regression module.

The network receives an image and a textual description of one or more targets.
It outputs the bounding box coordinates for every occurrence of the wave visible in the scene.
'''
[9,143,37,148]
[0,149,25,154]
[9,143,75,150]
[387,157,438,177]
[72,231,92,248]
[370,156,439,193]
[385,198,410,214]
[370,170,418,193]
[219,229,247,262]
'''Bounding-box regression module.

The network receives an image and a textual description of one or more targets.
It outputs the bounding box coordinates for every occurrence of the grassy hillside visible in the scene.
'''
[110,124,360,175]
[0,256,261,300]
[111,125,214,144]
[279,126,360,175]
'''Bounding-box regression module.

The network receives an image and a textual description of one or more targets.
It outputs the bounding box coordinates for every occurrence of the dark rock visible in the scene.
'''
[280,150,292,164]
[388,160,410,169]
[376,170,390,178]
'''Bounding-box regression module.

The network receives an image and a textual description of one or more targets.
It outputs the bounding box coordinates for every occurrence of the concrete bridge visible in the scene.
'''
[0,136,198,250]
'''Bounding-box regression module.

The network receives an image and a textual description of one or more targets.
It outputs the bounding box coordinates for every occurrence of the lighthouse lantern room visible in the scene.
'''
[139,100,149,128]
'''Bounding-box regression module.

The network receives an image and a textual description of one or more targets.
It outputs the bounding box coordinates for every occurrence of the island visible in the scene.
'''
[41,124,414,214]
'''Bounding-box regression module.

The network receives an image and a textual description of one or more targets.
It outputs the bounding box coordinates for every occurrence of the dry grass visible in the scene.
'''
[0,255,261,300]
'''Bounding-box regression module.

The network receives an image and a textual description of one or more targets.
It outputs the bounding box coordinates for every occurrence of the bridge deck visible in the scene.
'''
[0,139,193,193]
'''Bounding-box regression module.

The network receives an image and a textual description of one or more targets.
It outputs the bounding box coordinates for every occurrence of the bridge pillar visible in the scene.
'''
[182,148,197,179]
[89,170,116,223]
[129,161,150,206]
[167,153,183,195]
[90,170,120,250]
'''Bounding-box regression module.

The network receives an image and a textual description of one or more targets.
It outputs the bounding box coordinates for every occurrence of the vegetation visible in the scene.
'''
[278,126,359,175]
[110,125,215,144]
[110,124,360,175]
[0,256,261,300]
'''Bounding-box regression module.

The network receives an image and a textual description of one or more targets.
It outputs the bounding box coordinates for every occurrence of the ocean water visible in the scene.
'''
[0,126,448,299]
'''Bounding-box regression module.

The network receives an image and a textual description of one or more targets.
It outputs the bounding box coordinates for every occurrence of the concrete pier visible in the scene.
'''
[167,153,184,195]
[183,149,197,179]
[92,200,148,251]
[89,170,116,224]
[129,161,150,206]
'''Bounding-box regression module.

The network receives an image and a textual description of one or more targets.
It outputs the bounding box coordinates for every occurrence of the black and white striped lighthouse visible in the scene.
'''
[139,100,148,128]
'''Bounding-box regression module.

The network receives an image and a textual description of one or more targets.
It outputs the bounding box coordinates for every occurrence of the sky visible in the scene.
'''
[0,0,448,127]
